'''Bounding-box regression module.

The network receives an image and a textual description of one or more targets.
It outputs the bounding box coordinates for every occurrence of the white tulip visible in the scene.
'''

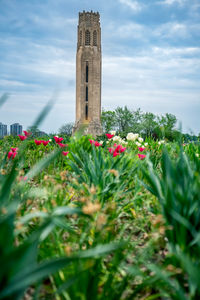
[113,136,121,142]
[110,130,116,135]
[126,133,139,141]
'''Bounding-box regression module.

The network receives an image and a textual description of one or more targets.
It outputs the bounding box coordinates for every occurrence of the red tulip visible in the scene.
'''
[23,130,31,137]
[8,151,17,159]
[18,135,27,141]
[89,139,101,147]
[106,133,114,139]
[12,152,17,159]
[11,147,18,152]
[58,142,67,148]
[113,151,120,157]
[62,151,69,156]
[115,145,126,153]
[8,151,13,159]
[89,139,95,145]
[138,147,145,152]
[42,140,50,146]
[94,141,101,147]
[120,147,126,153]
[54,136,64,143]
[35,139,42,145]
[137,153,146,160]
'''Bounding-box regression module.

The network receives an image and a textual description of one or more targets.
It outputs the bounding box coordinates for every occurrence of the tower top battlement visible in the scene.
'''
[79,11,100,26]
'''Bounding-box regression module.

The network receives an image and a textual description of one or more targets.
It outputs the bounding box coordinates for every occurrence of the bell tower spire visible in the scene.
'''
[73,11,102,136]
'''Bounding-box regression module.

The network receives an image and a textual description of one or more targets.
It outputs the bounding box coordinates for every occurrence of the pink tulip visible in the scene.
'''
[106,133,114,139]
[35,140,42,145]
[18,135,27,141]
[138,147,145,152]
[62,151,69,156]
[108,147,114,153]
[42,140,50,146]
[11,147,18,152]
[19,176,28,181]
[54,136,64,143]
[138,153,146,160]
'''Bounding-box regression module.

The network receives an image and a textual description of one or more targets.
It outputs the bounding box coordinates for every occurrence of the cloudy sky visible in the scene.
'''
[0,0,200,134]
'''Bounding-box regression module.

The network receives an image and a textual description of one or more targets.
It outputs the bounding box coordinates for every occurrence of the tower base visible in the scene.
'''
[73,121,102,137]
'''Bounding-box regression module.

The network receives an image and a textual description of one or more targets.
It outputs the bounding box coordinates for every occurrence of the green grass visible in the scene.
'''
[0,129,199,299]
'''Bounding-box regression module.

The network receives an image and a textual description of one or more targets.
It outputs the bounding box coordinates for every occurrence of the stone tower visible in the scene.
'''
[73,11,102,136]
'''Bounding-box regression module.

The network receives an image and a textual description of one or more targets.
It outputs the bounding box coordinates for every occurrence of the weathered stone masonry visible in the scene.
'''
[73,11,102,136]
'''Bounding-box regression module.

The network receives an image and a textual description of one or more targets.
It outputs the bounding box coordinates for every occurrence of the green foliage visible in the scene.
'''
[68,144,137,204]
[101,110,116,132]
[142,147,200,299]
[101,106,183,141]
[59,123,74,136]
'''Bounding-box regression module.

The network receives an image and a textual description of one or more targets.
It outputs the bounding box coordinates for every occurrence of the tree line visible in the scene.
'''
[58,107,198,142]
[101,106,179,140]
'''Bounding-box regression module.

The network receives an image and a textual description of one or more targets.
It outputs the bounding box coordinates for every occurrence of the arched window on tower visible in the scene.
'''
[79,31,82,45]
[85,30,90,46]
[93,30,97,46]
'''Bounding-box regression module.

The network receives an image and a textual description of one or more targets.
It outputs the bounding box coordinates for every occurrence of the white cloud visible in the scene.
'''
[112,20,198,42]
[154,22,189,39]
[152,46,200,56]
[0,80,28,87]
[159,0,187,5]
[101,50,200,134]
[116,22,146,39]
[29,14,77,30]
[119,0,144,12]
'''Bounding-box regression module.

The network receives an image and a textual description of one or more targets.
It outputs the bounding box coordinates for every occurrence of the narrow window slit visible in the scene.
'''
[85,104,88,120]
[86,86,88,102]
[86,63,88,82]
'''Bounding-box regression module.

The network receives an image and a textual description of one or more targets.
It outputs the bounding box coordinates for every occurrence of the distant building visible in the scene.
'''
[10,123,22,136]
[0,122,7,137]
